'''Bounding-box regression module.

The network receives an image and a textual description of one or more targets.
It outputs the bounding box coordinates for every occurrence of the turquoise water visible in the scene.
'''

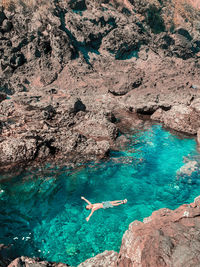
[0,124,200,266]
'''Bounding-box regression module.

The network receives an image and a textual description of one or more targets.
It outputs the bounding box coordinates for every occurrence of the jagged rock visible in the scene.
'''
[0,137,37,165]
[116,196,200,267]
[191,98,200,113]
[0,0,200,171]
[7,256,69,267]
[151,105,200,134]
[108,68,143,96]
[197,128,200,145]
[78,250,118,267]
[69,0,86,11]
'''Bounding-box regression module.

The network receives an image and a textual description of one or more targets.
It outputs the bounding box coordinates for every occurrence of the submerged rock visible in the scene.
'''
[177,161,198,176]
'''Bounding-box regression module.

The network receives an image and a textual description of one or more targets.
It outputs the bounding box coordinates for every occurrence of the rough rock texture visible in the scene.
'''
[116,196,200,267]
[78,250,118,267]
[151,105,200,134]
[197,128,200,145]
[7,256,69,267]
[0,0,200,171]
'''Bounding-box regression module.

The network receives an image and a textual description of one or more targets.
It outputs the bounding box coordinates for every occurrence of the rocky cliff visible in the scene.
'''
[0,0,200,171]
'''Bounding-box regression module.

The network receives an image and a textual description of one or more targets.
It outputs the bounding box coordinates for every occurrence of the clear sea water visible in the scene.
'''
[0,124,200,266]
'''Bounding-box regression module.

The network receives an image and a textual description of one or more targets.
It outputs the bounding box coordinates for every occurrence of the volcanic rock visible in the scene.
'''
[7,256,69,267]
[197,128,200,145]
[78,250,118,267]
[0,0,200,170]
[151,105,200,134]
[76,196,200,267]
[116,196,200,267]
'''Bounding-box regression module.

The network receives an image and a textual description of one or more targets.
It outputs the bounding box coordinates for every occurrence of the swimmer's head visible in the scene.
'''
[86,204,92,210]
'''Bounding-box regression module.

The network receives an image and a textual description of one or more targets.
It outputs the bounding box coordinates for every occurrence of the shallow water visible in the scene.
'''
[0,124,200,266]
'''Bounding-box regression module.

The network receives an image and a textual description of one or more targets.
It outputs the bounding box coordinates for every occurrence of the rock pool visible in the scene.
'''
[0,124,200,266]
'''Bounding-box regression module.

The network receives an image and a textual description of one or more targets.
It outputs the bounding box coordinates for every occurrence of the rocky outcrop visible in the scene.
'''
[7,256,69,267]
[197,128,200,145]
[0,93,119,171]
[0,0,200,266]
[78,250,118,267]
[0,0,200,170]
[151,105,200,134]
[116,196,200,267]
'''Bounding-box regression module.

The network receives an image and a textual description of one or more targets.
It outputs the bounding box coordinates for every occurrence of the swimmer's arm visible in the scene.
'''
[86,210,94,222]
[81,196,91,205]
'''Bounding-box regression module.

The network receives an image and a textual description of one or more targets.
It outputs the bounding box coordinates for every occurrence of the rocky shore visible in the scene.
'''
[0,0,200,172]
[1,0,200,266]
[79,196,200,267]
[1,196,200,267]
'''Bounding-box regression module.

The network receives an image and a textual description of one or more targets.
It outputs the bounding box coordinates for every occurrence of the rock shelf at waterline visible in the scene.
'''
[1,0,200,171]
[0,125,200,266]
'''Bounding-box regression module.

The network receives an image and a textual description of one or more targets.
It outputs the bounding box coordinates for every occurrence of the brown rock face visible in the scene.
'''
[78,250,118,267]
[151,105,200,134]
[116,196,200,267]
[197,128,200,145]
[7,256,69,267]
[0,0,200,171]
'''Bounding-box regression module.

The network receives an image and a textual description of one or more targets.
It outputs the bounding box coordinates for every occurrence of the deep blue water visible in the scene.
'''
[0,124,200,266]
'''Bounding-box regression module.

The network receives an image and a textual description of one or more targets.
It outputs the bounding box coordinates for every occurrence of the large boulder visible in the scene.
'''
[0,137,37,165]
